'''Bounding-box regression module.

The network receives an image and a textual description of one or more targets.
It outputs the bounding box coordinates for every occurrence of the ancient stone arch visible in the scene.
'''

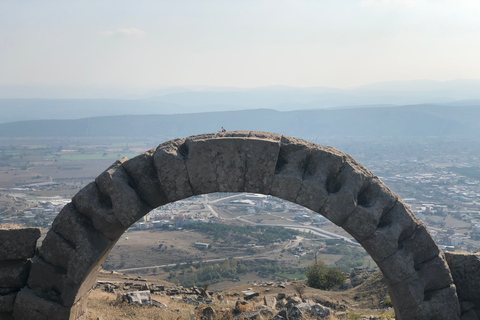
[13,132,460,320]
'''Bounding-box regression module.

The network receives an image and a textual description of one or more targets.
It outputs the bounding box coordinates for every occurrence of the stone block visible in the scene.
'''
[270,136,314,202]
[72,183,125,240]
[0,228,40,261]
[244,135,281,194]
[184,137,247,194]
[342,177,397,241]
[27,257,77,307]
[395,284,460,320]
[39,225,113,285]
[154,138,193,202]
[0,260,30,288]
[445,251,480,309]
[377,225,441,284]
[13,287,87,320]
[319,155,374,226]
[361,200,421,262]
[122,149,169,208]
[0,292,16,313]
[95,159,152,228]
[295,145,344,212]
[387,254,454,311]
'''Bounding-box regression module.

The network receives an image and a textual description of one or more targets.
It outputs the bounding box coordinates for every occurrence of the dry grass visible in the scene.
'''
[86,289,345,320]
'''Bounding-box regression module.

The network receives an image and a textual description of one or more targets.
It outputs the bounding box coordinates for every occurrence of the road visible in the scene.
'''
[235,217,360,246]
[115,237,300,273]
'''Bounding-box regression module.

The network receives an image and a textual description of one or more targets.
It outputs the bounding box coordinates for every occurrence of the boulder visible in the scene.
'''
[264,295,277,309]
[202,306,216,320]
[272,309,288,320]
[310,303,331,318]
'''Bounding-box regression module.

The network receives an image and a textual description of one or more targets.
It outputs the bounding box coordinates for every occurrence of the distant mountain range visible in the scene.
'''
[1,104,479,138]
[2,79,480,124]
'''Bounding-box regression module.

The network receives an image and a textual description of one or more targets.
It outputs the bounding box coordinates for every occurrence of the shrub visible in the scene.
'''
[305,260,346,290]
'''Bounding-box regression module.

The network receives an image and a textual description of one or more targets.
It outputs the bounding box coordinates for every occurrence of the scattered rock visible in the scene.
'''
[202,306,216,320]
[310,303,331,318]
[234,310,261,320]
[123,291,152,305]
[287,306,303,320]
[243,291,259,301]
[264,295,277,309]
[152,300,167,308]
[272,309,288,320]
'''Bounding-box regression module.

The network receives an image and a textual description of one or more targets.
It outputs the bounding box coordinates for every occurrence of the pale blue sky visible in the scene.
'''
[1,0,479,89]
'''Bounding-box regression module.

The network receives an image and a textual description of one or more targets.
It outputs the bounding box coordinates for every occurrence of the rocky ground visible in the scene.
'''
[89,270,395,319]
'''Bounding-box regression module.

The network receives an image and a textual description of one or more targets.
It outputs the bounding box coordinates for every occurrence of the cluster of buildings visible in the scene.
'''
[0,200,67,228]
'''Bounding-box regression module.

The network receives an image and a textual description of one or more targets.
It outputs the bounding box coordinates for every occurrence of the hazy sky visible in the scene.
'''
[1,0,480,89]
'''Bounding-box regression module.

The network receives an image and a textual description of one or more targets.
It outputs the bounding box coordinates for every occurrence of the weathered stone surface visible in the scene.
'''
[27,255,103,308]
[293,302,331,319]
[0,292,16,313]
[361,199,421,262]
[154,138,193,202]
[377,225,443,284]
[342,177,398,241]
[310,303,331,318]
[270,136,314,202]
[13,288,87,320]
[95,159,152,227]
[202,306,216,320]
[394,284,460,320]
[244,291,259,300]
[72,182,125,240]
[320,155,374,226]
[462,301,477,312]
[0,289,17,295]
[39,203,114,284]
[264,295,277,309]
[233,310,260,320]
[295,145,344,212]
[244,134,281,194]
[122,149,168,208]
[125,290,151,305]
[185,137,247,194]
[272,309,288,320]
[0,228,40,261]
[387,254,455,313]
[287,306,303,320]
[461,310,479,320]
[0,260,30,288]
[256,305,275,317]
[0,312,13,320]
[446,251,480,310]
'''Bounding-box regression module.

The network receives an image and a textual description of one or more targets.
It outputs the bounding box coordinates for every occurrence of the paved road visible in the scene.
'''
[235,217,359,246]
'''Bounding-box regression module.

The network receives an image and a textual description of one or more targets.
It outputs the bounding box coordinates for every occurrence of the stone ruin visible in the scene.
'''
[0,131,479,319]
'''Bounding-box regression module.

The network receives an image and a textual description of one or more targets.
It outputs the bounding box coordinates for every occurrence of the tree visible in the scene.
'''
[306,257,346,290]
[292,282,306,300]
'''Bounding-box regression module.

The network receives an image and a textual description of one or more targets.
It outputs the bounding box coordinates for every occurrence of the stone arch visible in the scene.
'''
[14,132,460,320]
